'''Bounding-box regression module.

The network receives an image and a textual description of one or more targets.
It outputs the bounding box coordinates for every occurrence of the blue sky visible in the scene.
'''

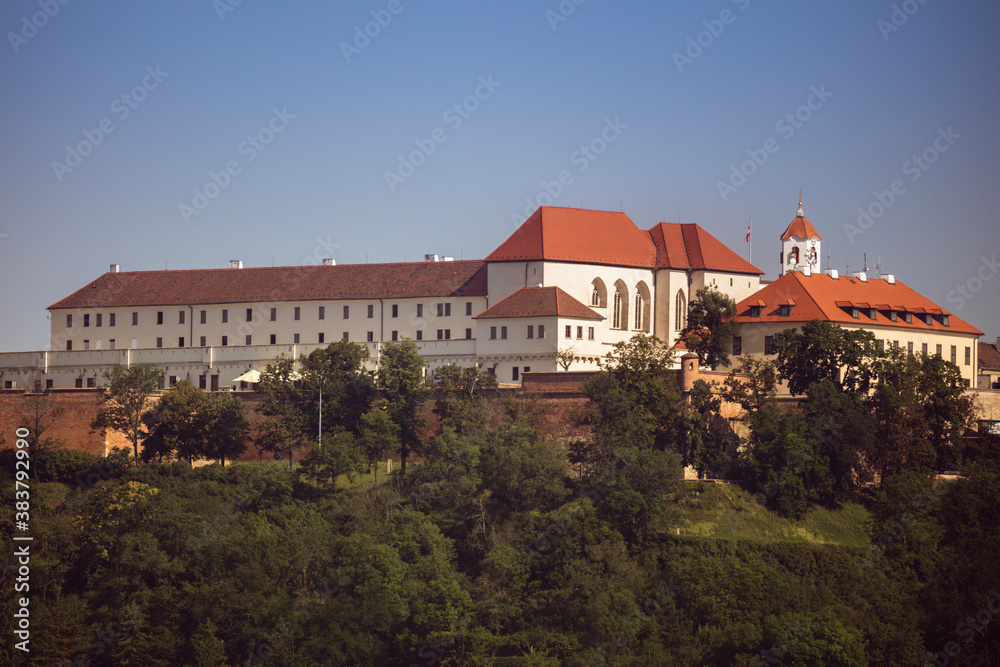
[1,0,998,351]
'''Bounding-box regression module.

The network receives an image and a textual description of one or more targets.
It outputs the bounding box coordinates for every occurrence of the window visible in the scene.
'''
[391,331,398,341]
[66,314,72,328]
[199,375,207,390]
[950,346,957,363]
[343,305,350,319]
[270,308,277,321]
[318,306,325,320]
[417,330,424,341]
[367,305,374,319]
[445,303,451,316]
[75,378,82,388]
[269,334,276,344]
[200,310,207,324]
[66,340,72,351]
[870,309,878,320]
[417,304,423,318]
[246,335,252,345]
[87,377,95,388]
[675,290,686,331]
[877,340,885,352]
[908,341,914,355]
[965,346,971,365]
[922,342,928,354]
[132,311,139,326]
[779,304,790,317]
[733,336,742,355]
[634,293,642,329]
[437,329,443,340]
[109,339,116,349]
[588,327,595,340]
[392,304,398,318]
[565,325,572,339]
[169,376,177,387]
[179,310,185,325]
[444,329,451,340]
[905,312,912,324]
[178,337,185,347]
[465,328,472,339]
[893,340,899,349]
[368,331,374,342]
[538,325,545,338]
[83,339,90,350]
[466,302,472,316]
[512,367,519,382]
[96,314,102,327]
[84,314,90,327]
[942,316,950,327]
[156,337,163,348]
[200,336,206,346]
[295,307,301,321]
[749,305,762,318]
[524,366,531,374]
[343,332,349,341]
[936,344,942,356]
[576,326,583,339]
[246,308,253,322]
[487,367,495,376]
[46,379,53,389]
[527,325,534,339]
[318,333,325,343]
[764,335,774,355]
[925,314,933,325]
[851,308,859,319]
[490,326,497,340]
[612,288,623,329]
[294,333,300,344]
[437,303,444,317]
[501,326,508,339]
[221,309,228,323]
[591,285,600,306]
[889,311,897,322]
[222,335,228,346]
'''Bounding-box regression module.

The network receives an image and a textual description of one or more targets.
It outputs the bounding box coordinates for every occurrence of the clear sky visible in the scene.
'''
[1,0,998,352]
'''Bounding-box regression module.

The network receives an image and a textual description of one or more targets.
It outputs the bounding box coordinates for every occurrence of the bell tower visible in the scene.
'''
[779,192,822,276]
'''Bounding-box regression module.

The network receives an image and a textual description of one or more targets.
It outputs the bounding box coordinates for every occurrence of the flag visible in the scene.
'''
[746,215,751,243]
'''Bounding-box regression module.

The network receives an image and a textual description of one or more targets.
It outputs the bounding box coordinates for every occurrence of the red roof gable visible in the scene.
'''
[473,286,604,320]
[647,222,763,274]
[486,207,657,268]
[780,216,823,241]
[736,272,982,335]
[48,261,488,310]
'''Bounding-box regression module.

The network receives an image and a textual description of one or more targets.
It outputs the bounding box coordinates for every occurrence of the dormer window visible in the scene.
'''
[869,308,877,320]
[889,311,897,322]
[942,315,950,327]
[904,312,912,324]
[779,304,790,317]
[851,308,859,319]
[749,305,762,318]
[925,314,933,326]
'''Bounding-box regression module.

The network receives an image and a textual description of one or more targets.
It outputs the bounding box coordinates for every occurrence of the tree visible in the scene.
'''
[721,356,778,421]
[299,430,364,491]
[92,365,164,465]
[12,378,66,477]
[772,320,881,396]
[142,382,250,465]
[431,363,498,435]
[378,339,427,475]
[556,345,576,371]
[679,286,737,370]
[359,405,401,484]
[675,379,735,477]
[202,391,250,466]
[256,341,375,470]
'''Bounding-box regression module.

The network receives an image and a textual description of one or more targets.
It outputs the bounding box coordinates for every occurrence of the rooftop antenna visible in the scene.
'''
[863,251,868,273]
[874,257,882,279]
[825,250,831,272]
[845,259,850,275]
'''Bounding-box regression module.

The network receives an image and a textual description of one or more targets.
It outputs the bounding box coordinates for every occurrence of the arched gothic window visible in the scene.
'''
[613,288,623,329]
[634,293,643,330]
[675,290,686,331]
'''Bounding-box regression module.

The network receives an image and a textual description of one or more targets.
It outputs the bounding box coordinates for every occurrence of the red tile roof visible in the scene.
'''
[735,272,982,336]
[780,215,823,240]
[647,222,763,274]
[473,286,604,320]
[48,261,488,310]
[486,207,658,268]
[980,341,1000,370]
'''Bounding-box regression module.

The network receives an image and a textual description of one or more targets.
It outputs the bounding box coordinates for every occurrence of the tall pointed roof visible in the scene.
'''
[647,222,763,274]
[486,207,657,268]
[780,197,823,240]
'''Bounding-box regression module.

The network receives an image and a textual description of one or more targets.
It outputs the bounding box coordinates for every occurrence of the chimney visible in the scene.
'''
[229,260,243,269]
[825,269,839,279]
[853,272,867,282]
[109,263,120,273]
[883,274,895,284]
[424,254,440,262]
[322,258,336,266]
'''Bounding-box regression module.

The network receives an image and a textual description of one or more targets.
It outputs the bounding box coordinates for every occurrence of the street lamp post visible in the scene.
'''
[317,375,324,449]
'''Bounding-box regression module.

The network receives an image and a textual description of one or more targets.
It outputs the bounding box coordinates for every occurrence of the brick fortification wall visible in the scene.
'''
[0,390,129,456]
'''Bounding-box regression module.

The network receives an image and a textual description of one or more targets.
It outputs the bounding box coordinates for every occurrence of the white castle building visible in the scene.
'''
[0,202,982,390]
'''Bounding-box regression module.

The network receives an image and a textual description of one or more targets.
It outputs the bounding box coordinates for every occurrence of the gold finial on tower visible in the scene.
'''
[797,190,804,217]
